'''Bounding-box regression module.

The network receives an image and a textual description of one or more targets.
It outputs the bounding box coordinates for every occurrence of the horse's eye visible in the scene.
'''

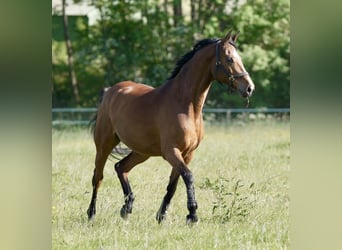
[226,57,234,64]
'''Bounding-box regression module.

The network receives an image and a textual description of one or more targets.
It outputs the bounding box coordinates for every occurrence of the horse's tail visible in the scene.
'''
[89,113,97,140]
[89,87,110,139]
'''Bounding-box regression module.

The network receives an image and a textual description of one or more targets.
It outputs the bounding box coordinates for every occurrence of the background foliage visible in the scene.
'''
[52,0,290,108]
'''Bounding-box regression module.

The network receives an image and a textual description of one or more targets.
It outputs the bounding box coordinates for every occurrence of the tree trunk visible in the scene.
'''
[163,0,171,30]
[98,3,115,87]
[62,0,80,105]
[191,0,196,24]
[197,0,204,30]
[173,0,182,27]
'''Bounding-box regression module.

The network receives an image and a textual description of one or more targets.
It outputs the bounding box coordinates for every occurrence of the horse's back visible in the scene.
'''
[112,81,154,97]
[105,81,157,112]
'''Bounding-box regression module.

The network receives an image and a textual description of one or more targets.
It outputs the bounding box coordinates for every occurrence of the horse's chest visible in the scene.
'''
[170,117,203,150]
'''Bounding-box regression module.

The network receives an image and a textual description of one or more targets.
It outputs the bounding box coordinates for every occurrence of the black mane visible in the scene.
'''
[167,38,220,80]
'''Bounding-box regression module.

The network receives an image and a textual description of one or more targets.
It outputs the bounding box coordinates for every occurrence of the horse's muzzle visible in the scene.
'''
[246,84,254,97]
[240,83,254,98]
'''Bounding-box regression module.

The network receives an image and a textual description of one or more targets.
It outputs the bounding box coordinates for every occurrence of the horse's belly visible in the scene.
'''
[109,82,162,155]
[114,118,162,156]
[117,130,162,156]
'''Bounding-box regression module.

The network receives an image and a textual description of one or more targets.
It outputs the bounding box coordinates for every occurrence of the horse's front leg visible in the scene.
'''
[156,168,180,223]
[162,148,198,225]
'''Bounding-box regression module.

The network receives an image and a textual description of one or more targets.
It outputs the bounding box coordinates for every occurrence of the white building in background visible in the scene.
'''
[52,0,202,26]
[51,0,240,33]
[52,0,99,25]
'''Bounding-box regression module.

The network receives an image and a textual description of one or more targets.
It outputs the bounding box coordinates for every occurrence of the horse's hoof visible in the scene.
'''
[120,207,129,220]
[156,211,167,224]
[186,214,198,226]
[87,207,96,220]
[88,214,95,222]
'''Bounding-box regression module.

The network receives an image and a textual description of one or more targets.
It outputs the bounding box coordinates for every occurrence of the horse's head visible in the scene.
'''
[213,31,255,98]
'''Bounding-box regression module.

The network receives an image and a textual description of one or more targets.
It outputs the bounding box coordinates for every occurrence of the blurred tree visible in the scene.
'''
[173,0,183,27]
[62,0,80,105]
[206,0,290,108]
[232,0,290,108]
[52,0,290,109]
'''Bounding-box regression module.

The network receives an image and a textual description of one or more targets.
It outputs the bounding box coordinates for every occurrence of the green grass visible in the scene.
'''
[52,121,290,249]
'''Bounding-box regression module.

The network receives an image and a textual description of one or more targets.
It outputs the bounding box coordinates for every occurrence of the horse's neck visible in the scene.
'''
[170,46,215,115]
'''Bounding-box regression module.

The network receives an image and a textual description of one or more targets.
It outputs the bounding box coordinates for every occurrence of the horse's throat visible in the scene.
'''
[193,82,211,112]
[173,79,211,119]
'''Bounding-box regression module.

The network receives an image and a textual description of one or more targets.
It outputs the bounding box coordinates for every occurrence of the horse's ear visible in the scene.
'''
[232,31,240,43]
[223,30,233,43]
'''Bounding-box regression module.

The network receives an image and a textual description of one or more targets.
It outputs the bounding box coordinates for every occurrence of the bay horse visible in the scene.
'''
[87,31,255,224]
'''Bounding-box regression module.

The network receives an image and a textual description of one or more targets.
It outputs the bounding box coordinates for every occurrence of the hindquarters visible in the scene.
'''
[90,86,121,155]
[90,82,157,157]
[87,88,121,219]
[89,86,110,140]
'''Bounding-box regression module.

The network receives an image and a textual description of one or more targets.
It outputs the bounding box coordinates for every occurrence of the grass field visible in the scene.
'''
[52,120,290,249]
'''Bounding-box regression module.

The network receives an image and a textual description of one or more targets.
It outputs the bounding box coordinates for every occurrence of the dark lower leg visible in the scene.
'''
[87,170,103,219]
[181,171,198,223]
[114,152,149,219]
[163,148,198,224]
[156,169,180,223]
[115,162,134,218]
[120,192,134,218]
[87,187,98,219]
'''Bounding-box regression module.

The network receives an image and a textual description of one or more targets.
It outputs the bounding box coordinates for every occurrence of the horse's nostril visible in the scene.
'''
[247,86,252,94]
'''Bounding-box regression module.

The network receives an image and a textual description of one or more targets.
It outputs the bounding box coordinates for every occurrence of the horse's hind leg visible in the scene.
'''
[87,132,119,220]
[115,151,149,219]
